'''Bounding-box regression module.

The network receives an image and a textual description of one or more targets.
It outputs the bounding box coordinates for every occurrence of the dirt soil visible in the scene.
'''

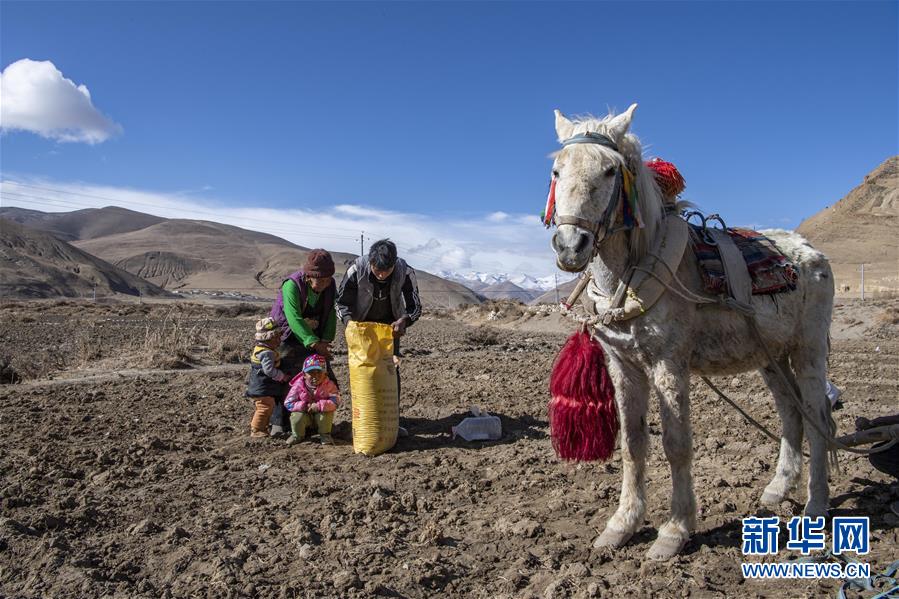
[0,299,897,598]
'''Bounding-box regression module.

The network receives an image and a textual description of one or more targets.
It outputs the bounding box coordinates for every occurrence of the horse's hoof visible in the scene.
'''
[593,526,633,549]
[760,489,786,506]
[646,534,687,561]
[803,505,829,520]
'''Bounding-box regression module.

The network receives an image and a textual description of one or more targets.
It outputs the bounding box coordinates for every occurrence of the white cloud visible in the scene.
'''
[487,211,508,222]
[0,176,564,279]
[0,59,122,144]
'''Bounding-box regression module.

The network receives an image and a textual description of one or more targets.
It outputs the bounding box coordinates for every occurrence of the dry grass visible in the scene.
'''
[213,303,264,318]
[877,305,899,326]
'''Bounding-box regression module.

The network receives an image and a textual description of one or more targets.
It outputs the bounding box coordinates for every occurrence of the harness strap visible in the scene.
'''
[708,228,752,304]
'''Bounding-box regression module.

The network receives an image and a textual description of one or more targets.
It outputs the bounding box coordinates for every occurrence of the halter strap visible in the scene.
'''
[560,132,619,152]
[553,168,624,241]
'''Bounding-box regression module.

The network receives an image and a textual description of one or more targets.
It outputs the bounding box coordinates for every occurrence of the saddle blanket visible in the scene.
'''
[689,226,798,296]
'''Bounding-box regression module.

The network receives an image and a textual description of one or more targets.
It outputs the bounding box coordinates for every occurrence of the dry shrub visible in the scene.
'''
[0,355,21,384]
[138,311,205,368]
[214,303,262,318]
[877,306,899,326]
[73,324,104,364]
[0,351,66,382]
[208,329,248,364]
[146,349,193,370]
[465,326,501,347]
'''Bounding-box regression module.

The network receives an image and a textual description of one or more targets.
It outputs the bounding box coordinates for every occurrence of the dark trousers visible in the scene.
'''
[270,337,338,430]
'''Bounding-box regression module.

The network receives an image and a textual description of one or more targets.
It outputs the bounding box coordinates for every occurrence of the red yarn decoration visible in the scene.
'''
[645,158,686,199]
[548,330,619,461]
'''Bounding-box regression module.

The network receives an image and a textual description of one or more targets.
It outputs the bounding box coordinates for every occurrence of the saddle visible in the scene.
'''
[688,222,798,298]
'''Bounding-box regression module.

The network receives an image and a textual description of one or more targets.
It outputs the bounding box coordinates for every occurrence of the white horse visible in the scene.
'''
[549,104,835,560]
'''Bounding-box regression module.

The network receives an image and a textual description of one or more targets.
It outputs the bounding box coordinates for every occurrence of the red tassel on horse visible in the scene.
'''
[548,328,619,461]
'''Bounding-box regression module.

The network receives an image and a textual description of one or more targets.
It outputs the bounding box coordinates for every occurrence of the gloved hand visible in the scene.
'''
[307,402,319,413]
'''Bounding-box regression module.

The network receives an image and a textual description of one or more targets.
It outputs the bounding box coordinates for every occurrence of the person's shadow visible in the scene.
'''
[332,411,548,453]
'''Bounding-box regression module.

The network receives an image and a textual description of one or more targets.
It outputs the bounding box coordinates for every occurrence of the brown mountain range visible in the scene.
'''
[0,206,165,243]
[1,207,481,308]
[0,218,173,299]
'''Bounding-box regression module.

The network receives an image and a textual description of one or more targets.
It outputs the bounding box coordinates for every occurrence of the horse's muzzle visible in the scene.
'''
[552,226,594,273]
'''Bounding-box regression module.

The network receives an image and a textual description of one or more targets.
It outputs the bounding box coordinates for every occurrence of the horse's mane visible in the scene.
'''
[564,113,666,262]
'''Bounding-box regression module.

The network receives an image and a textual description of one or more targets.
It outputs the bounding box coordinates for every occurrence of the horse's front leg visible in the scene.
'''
[594,356,650,549]
[647,358,696,561]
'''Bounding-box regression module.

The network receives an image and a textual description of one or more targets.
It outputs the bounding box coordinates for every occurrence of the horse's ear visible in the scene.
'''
[607,103,638,140]
[555,109,575,142]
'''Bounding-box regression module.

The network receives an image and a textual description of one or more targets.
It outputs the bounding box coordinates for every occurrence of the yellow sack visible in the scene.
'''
[345,321,398,456]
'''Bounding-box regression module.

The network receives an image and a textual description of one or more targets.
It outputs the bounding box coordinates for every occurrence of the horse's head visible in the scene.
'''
[549,104,637,272]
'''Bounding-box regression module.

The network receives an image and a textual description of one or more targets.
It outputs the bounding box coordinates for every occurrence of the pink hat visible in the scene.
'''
[303,354,327,373]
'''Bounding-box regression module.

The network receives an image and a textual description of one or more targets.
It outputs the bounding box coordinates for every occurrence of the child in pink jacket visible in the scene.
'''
[284,354,340,445]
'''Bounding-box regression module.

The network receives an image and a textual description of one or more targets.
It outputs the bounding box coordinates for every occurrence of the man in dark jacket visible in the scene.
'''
[268,249,338,435]
[336,239,422,435]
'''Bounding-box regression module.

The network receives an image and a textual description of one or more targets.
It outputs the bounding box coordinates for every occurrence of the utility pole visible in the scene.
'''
[359,231,365,256]
[860,263,865,301]
[554,274,560,303]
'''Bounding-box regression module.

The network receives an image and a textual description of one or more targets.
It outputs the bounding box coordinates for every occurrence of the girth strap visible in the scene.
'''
[707,228,752,306]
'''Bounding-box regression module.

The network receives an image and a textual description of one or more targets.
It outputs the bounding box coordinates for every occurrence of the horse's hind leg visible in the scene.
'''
[646,359,695,561]
[790,344,831,518]
[594,356,649,550]
[759,357,804,506]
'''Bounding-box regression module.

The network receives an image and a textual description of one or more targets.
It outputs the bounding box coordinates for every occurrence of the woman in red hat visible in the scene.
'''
[268,249,339,436]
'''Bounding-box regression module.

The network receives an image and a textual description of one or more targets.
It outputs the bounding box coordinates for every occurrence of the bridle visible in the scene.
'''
[547,131,640,257]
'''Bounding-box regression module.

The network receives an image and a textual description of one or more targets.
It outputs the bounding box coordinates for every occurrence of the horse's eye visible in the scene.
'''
[604,167,615,177]
[552,170,560,178]
[588,185,597,196]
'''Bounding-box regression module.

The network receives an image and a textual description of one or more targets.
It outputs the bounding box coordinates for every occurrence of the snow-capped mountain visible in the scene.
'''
[438,270,575,292]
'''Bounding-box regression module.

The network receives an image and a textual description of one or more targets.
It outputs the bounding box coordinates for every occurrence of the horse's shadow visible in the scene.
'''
[830,475,898,532]
[683,520,744,554]
[682,474,898,554]
[333,411,548,453]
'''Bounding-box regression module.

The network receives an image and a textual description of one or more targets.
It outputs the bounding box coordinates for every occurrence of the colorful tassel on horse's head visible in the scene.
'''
[542,177,557,228]
[548,326,619,461]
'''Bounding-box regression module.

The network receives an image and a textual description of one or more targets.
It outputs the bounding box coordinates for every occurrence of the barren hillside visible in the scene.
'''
[0,206,165,243]
[0,219,173,299]
[798,156,898,296]
[478,280,540,303]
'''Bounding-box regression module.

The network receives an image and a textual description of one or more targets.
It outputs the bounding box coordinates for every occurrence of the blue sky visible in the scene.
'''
[1,1,896,279]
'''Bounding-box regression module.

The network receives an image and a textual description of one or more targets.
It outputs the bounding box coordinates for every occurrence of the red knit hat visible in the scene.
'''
[303,249,335,278]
